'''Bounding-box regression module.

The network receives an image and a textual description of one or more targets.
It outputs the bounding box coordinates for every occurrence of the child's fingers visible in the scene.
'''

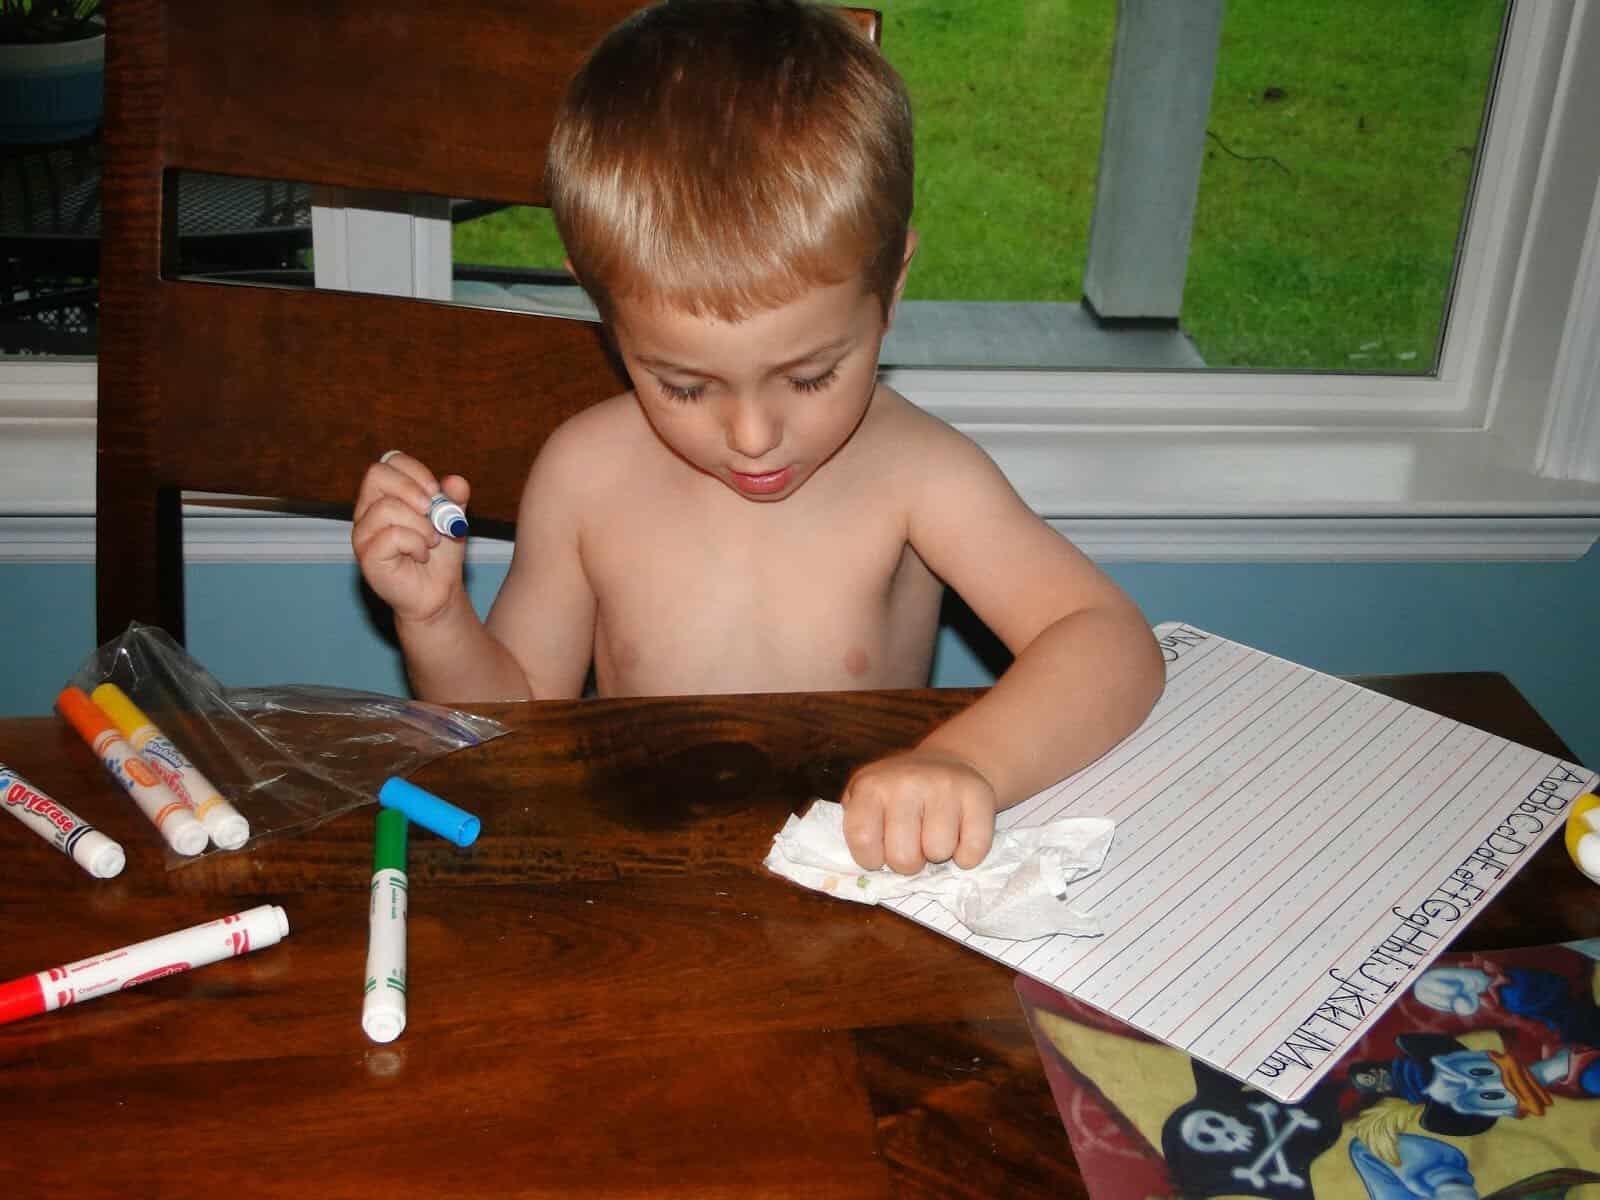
[920,798,962,866]
[353,495,441,555]
[438,473,472,508]
[355,463,433,528]
[840,784,887,872]
[952,799,995,870]
[372,449,447,509]
[359,520,436,569]
[880,796,927,875]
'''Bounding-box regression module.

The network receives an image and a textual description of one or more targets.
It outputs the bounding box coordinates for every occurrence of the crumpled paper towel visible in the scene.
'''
[763,800,1115,940]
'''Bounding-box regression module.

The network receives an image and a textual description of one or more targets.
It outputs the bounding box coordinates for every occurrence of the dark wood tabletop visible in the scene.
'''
[0,675,1592,1198]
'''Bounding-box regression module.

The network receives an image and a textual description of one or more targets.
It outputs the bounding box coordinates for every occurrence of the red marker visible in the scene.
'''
[0,905,289,1025]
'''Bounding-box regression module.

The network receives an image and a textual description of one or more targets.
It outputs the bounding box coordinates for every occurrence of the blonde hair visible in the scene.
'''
[545,0,915,323]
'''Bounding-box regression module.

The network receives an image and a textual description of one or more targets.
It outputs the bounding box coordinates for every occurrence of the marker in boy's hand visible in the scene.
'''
[351,450,473,627]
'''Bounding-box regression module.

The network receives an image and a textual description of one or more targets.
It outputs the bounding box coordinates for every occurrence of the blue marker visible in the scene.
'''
[378,777,480,847]
[426,493,469,540]
[378,450,468,539]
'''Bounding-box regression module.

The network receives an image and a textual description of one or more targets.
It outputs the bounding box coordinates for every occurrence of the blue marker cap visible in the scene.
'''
[378,776,480,847]
[444,515,469,538]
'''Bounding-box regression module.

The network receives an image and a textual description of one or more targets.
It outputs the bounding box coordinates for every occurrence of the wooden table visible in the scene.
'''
[0,677,1592,1198]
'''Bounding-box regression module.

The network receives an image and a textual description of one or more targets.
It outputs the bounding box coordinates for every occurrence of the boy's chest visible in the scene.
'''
[580,499,942,694]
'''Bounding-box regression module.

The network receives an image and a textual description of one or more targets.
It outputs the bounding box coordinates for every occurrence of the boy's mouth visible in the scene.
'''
[729,466,795,496]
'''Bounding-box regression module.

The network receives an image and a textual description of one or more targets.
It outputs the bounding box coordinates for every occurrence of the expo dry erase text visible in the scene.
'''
[0,763,125,879]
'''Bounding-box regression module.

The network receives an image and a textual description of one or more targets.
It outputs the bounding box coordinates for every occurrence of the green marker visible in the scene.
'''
[362,807,409,1043]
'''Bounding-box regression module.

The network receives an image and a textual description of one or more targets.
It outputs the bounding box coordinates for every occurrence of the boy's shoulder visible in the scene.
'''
[548,390,648,447]
[857,386,1005,479]
[517,391,652,511]
[534,392,652,471]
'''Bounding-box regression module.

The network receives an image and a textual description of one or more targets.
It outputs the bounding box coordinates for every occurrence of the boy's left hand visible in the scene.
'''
[840,750,997,875]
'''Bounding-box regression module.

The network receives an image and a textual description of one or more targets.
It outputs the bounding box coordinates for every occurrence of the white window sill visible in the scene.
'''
[4,383,1598,565]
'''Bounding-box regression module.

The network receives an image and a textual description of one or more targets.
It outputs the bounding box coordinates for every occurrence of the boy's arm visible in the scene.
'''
[478,419,599,701]
[393,424,596,704]
[351,451,531,703]
[842,418,1164,873]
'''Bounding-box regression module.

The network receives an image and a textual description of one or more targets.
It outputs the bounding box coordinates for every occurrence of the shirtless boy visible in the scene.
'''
[352,0,1164,874]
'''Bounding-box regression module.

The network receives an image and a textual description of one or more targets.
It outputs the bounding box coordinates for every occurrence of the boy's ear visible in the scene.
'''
[886,229,920,329]
[563,256,580,284]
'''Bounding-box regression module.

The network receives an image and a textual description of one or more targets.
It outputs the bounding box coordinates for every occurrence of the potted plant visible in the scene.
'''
[0,2,106,144]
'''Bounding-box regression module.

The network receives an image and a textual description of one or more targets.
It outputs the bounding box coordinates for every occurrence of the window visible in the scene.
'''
[3,0,1597,563]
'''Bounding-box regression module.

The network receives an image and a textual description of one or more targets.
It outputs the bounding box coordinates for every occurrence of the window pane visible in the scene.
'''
[874,0,1508,373]
[2,133,101,356]
[13,1,1503,377]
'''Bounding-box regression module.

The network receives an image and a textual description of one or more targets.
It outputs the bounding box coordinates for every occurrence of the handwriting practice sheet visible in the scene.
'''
[885,623,1598,1102]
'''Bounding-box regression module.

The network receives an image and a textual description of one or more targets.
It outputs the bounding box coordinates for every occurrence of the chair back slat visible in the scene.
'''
[153,283,621,520]
[165,0,645,204]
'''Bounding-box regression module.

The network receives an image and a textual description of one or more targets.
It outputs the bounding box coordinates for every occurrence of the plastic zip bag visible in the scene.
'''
[62,623,508,867]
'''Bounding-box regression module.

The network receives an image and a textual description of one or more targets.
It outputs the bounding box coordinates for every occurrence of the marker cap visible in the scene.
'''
[362,1004,405,1044]
[205,809,251,851]
[56,685,117,743]
[89,681,148,733]
[167,815,209,856]
[76,829,127,879]
[0,975,46,1026]
[378,777,480,847]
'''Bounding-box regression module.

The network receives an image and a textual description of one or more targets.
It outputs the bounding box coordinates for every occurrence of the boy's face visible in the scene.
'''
[607,273,899,503]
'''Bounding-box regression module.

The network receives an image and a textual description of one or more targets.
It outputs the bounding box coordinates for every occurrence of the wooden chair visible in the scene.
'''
[95,0,881,645]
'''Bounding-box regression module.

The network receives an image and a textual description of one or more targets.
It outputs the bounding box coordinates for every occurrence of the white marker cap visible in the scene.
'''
[203,806,251,851]
[166,811,210,856]
[72,829,126,879]
[362,1004,405,1044]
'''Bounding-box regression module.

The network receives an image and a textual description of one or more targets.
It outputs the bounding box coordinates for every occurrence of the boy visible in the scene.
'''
[352,0,1163,875]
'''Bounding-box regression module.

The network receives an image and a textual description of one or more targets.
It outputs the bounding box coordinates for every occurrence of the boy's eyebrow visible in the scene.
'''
[635,336,856,375]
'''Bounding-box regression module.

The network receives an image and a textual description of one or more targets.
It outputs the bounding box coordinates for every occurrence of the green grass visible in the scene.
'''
[452,0,1506,372]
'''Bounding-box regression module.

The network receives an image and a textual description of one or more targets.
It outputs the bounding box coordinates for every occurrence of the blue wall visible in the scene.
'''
[4,548,1596,769]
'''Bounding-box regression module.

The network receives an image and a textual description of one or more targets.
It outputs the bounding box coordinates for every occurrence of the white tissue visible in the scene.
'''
[763,800,1114,940]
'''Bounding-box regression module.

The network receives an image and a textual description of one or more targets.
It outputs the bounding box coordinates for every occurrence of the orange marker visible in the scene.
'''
[91,683,250,850]
[56,688,209,856]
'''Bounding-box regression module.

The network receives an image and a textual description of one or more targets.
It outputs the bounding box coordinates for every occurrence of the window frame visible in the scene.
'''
[3,0,1598,565]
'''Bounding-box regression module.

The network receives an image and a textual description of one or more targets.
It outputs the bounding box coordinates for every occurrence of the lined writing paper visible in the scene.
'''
[884,622,1598,1102]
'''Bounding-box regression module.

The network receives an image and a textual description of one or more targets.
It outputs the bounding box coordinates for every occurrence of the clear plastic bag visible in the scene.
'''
[63,622,508,867]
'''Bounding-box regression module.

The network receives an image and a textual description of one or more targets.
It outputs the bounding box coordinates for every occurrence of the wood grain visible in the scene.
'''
[0,678,1590,1196]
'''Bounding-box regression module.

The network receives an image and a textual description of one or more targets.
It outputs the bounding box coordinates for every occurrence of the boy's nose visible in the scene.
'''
[724,398,782,461]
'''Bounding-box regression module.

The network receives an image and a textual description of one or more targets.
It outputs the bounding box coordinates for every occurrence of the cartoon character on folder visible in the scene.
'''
[1346,956,1600,1131]
[1018,938,1600,1200]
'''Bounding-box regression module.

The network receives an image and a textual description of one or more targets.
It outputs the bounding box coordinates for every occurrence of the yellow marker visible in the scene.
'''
[90,683,251,850]
[1563,793,1600,883]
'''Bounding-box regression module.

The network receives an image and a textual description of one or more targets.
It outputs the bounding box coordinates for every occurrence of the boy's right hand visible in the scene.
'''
[351,450,472,625]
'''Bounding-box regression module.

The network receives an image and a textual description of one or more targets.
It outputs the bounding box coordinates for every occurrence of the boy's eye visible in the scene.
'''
[788,367,839,394]
[658,379,707,403]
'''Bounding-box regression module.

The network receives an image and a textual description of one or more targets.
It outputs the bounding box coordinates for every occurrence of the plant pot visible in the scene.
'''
[0,31,105,144]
